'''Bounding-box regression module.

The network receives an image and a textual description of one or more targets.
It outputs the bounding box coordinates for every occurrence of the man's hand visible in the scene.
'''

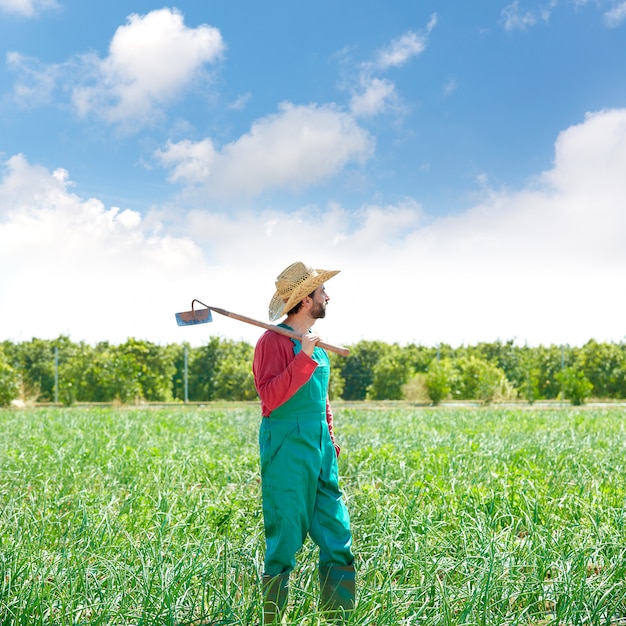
[301,332,321,357]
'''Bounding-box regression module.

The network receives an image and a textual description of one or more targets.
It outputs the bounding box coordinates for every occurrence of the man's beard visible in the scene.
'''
[311,300,326,319]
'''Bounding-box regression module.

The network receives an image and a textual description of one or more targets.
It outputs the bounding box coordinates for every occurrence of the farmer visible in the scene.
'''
[253,261,355,624]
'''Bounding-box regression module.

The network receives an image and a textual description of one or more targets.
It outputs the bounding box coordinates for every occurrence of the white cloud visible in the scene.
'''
[71,8,224,126]
[228,92,252,111]
[443,78,458,98]
[0,0,57,17]
[502,1,539,30]
[155,102,375,198]
[6,8,224,125]
[502,1,625,29]
[348,16,435,118]
[156,138,217,185]
[0,154,213,345]
[373,29,430,71]
[349,77,397,117]
[604,0,626,26]
[6,52,61,107]
[501,0,559,30]
[159,107,626,347]
[2,108,626,348]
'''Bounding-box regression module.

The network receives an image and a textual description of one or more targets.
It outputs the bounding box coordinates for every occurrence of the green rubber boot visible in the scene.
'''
[262,573,289,625]
[319,564,356,622]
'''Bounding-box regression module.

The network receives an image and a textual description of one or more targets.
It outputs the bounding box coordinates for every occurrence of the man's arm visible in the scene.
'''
[326,398,341,457]
[253,331,318,414]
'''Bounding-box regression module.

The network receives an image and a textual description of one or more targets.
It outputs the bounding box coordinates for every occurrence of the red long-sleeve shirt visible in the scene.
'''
[252,329,339,455]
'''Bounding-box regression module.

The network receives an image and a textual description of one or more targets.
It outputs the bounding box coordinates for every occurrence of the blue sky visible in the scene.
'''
[1,0,626,349]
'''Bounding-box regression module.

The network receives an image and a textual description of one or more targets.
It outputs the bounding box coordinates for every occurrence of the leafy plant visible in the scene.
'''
[0,347,20,406]
[366,345,412,400]
[338,340,388,400]
[401,372,430,402]
[557,366,594,405]
[424,357,455,405]
[453,355,510,403]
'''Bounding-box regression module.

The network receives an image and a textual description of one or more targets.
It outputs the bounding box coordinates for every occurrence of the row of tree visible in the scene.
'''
[1,336,625,407]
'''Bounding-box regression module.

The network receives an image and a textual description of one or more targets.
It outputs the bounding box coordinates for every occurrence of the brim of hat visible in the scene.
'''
[268,269,340,322]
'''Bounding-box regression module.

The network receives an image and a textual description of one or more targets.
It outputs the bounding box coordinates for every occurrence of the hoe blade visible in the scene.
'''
[175,307,212,326]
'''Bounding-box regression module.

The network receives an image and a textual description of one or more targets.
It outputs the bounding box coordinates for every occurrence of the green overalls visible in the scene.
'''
[259,336,354,576]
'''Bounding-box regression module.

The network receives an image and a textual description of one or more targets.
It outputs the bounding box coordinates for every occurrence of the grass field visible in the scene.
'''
[1,405,625,625]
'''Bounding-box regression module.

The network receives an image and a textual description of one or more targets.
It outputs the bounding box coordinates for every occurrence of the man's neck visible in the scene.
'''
[284,312,314,335]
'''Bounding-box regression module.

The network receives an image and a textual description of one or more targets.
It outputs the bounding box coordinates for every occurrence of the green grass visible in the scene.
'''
[1,406,625,625]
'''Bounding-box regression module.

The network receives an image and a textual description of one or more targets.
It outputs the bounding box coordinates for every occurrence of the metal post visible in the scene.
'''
[54,346,59,404]
[184,345,189,404]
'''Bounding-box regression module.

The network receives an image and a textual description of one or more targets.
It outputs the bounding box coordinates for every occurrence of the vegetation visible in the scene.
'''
[2,336,626,406]
[1,406,625,624]
[0,346,20,407]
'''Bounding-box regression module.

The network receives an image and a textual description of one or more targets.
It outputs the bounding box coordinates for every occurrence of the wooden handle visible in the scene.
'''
[209,306,350,357]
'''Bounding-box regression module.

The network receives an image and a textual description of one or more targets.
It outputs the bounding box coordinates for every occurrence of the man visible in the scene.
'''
[253,261,355,624]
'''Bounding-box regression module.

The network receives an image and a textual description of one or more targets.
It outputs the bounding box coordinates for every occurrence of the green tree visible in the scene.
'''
[97,338,176,403]
[123,339,176,402]
[518,347,541,404]
[401,373,430,403]
[57,339,95,405]
[188,337,223,401]
[366,344,412,400]
[78,342,115,402]
[424,357,455,405]
[339,341,388,400]
[212,340,257,400]
[9,337,56,401]
[401,344,439,374]
[328,352,345,401]
[578,340,626,399]
[474,340,526,391]
[453,355,512,404]
[170,343,189,401]
[534,345,571,399]
[63,340,145,404]
[0,347,20,406]
[557,367,593,406]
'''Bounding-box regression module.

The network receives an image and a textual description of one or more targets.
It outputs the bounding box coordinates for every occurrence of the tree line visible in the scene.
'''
[1,336,626,407]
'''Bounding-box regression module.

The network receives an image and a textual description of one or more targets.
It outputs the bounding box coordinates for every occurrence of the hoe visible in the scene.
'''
[175,299,350,356]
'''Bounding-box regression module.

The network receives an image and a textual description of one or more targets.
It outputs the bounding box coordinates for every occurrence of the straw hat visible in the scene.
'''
[268,261,340,322]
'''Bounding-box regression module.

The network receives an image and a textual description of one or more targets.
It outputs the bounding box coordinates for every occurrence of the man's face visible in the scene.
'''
[310,285,329,319]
